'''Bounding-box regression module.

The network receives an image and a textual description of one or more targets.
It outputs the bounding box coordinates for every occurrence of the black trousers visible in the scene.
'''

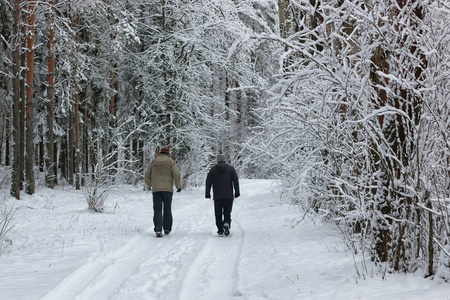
[214,198,233,233]
[153,191,173,232]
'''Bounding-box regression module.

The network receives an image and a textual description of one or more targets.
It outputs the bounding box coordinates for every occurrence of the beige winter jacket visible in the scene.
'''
[145,154,181,193]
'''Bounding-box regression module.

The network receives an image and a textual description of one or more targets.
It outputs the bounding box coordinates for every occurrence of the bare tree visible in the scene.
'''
[0,194,16,257]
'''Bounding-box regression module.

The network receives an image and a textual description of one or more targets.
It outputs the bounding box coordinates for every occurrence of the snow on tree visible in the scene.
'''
[252,0,450,278]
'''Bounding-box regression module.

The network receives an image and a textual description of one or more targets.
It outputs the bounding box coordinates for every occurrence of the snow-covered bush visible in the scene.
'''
[254,0,450,278]
[0,194,15,256]
[84,118,141,212]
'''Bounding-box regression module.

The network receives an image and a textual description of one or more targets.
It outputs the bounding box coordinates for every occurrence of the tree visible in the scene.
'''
[117,0,273,185]
[253,0,449,277]
[72,10,81,189]
[0,0,11,168]
[10,0,22,200]
[45,0,56,188]
[24,0,36,195]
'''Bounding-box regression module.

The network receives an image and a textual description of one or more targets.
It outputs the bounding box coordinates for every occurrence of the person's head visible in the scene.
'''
[217,153,225,162]
[160,147,170,155]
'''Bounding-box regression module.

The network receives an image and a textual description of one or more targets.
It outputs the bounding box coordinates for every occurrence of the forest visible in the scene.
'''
[0,0,449,282]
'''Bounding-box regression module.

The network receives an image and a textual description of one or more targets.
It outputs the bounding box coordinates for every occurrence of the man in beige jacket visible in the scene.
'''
[145,147,181,237]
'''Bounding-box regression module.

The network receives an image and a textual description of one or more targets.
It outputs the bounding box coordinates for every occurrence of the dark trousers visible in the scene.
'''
[153,191,173,232]
[214,198,233,233]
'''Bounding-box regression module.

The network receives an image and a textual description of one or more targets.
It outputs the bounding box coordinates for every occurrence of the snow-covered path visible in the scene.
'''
[40,193,243,300]
[41,181,259,300]
[0,179,448,299]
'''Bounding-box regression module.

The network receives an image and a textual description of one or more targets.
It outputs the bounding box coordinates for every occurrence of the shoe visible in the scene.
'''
[156,232,163,237]
[218,232,224,236]
[164,230,171,235]
[223,223,230,236]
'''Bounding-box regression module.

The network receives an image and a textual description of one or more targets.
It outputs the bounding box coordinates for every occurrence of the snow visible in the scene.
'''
[0,179,448,300]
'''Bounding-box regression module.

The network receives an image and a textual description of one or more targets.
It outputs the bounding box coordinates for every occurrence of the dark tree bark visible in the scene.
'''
[19,9,26,190]
[25,0,36,195]
[82,80,90,186]
[4,113,10,166]
[45,0,56,188]
[73,13,81,190]
[11,0,21,200]
[278,0,291,39]
[67,4,74,186]
[60,134,68,180]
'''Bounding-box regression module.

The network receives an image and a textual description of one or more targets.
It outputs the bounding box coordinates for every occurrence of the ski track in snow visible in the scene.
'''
[42,230,165,300]
[42,193,245,300]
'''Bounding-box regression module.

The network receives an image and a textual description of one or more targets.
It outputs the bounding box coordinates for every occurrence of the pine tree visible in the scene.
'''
[10,0,22,199]
[24,0,36,195]
[45,0,56,188]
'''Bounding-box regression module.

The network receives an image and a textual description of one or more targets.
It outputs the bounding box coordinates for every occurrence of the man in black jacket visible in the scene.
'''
[205,153,240,236]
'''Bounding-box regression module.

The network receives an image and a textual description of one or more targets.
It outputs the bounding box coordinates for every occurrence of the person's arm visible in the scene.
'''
[172,161,182,191]
[205,169,213,198]
[232,167,240,198]
[144,162,152,189]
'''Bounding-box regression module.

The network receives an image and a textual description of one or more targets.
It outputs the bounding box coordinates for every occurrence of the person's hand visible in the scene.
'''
[235,193,240,198]
[205,194,211,199]
[177,188,181,192]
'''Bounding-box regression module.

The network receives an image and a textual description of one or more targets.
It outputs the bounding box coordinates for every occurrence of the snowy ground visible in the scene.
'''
[0,179,448,300]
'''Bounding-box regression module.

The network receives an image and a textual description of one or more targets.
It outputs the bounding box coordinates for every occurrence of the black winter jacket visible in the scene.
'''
[205,161,240,200]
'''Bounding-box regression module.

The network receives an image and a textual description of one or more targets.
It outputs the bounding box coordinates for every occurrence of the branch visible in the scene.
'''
[433,238,450,259]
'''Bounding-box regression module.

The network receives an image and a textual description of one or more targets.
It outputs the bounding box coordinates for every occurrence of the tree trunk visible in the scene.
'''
[10,0,21,200]
[25,0,36,195]
[427,200,434,277]
[39,141,44,172]
[390,0,426,271]
[278,0,290,38]
[82,81,90,186]
[67,4,74,186]
[60,134,67,180]
[109,33,118,173]
[110,58,116,121]
[53,141,58,185]
[74,13,81,190]
[68,111,74,185]
[5,115,10,166]
[19,11,26,190]
[45,0,56,188]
